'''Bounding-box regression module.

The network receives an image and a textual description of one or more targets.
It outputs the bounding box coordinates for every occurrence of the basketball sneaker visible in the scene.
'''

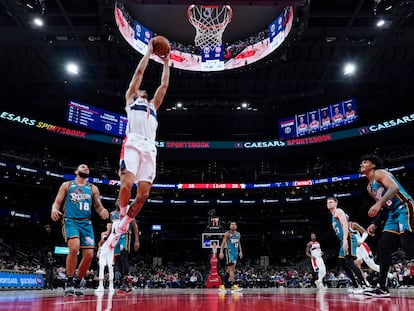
[95,285,104,292]
[218,284,226,293]
[317,281,327,290]
[351,287,364,295]
[231,284,243,293]
[64,286,75,297]
[74,288,84,296]
[364,287,390,298]
[315,280,323,289]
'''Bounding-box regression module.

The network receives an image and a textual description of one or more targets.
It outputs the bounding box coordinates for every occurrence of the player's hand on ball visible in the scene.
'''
[147,38,154,54]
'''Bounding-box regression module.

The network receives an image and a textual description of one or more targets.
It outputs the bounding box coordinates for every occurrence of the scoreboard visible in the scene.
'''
[66,100,127,137]
[278,98,358,140]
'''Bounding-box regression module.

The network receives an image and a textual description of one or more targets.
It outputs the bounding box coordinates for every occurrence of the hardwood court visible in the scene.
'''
[1,288,414,311]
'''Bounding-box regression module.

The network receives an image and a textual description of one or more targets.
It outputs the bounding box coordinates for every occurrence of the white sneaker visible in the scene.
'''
[109,285,115,292]
[231,284,243,292]
[352,287,364,295]
[316,280,325,289]
[95,286,104,292]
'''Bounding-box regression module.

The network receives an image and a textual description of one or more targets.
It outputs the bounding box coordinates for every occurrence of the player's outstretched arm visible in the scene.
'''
[152,54,170,111]
[125,39,154,105]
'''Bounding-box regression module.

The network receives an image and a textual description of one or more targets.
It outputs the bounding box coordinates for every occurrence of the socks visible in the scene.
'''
[119,205,129,217]
[107,215,133,248]
[66,276,74,288]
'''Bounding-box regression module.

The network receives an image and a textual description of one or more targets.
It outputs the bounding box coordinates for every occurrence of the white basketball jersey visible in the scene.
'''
[310,241,322,257]
[126,97,158,141]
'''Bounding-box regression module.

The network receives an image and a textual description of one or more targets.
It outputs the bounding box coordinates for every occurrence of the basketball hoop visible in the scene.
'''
[187,5,232,48]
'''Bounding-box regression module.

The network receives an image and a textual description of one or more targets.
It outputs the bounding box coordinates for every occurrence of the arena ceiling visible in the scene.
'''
[1,0,414,141]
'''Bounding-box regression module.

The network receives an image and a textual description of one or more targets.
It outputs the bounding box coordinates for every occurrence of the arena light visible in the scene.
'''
[66,63,79,75]
[376,19,385,27]
[33,17,44,27]
[66,62,79,75]
[343,63,356,76]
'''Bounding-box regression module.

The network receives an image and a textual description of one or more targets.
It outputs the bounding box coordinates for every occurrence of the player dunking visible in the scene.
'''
[306,233,327,289]
[101,38,170,257]
[51,164,109,296]
[360,154,414,297]
[219,222,243,293]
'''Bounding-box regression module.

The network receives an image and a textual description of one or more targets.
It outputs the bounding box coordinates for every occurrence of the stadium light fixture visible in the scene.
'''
[343,63,356,76]
[33,17,44,27]
[66,62,79,75]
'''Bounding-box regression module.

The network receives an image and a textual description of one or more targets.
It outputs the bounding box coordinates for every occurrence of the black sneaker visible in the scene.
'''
[64,287,75,297]
[363,287,390,298]
[74,289,84,296]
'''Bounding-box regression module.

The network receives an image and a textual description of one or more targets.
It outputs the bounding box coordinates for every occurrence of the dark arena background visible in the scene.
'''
[1,0,414,310]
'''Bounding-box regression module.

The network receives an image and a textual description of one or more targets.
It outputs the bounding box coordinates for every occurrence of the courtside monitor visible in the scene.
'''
[54,246,79,255]
[152,224,162,231]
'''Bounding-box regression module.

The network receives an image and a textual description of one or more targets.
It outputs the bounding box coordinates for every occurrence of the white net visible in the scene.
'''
[187,5,233,48]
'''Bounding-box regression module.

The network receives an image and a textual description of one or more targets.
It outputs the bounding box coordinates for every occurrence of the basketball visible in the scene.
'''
[152,35,170,57]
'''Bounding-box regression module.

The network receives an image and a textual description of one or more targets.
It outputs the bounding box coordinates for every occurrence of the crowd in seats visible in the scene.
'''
[115,1,270,59]
[1,137,414,291]
[2,141,414,185]
[2,231,414,290]
[36,256,414,290]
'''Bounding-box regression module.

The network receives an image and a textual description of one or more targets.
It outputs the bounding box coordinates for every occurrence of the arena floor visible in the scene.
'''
[1,288,414,310]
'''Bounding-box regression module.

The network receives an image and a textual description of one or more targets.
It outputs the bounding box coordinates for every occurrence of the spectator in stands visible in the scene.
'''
[43,251,56,289]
